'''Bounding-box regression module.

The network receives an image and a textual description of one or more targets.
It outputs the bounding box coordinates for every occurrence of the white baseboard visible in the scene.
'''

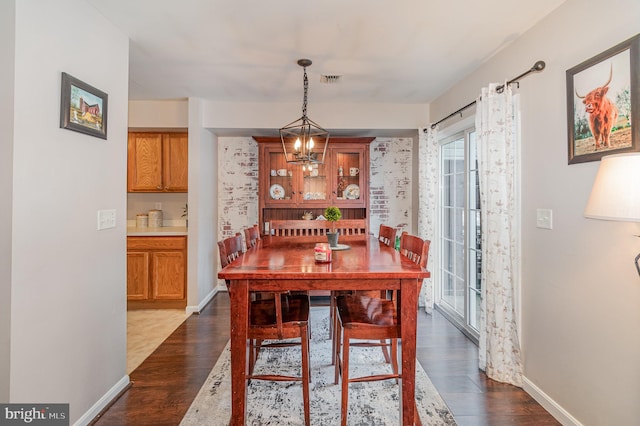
[186,285,226,314]
[74,375,130,426]
[523,376,583,426]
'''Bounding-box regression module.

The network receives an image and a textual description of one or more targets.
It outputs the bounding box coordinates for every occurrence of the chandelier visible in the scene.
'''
[279,59,329,170]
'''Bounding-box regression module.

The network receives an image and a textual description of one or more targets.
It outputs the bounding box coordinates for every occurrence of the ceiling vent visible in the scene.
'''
[320,75,341,84]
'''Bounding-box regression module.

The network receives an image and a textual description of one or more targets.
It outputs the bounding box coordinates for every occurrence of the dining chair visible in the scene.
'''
[218,233,244,272]
[269,218,368,240]
[378,224,397,247]
[218,233,312,425]
[333,231,430,426]
[330,223,397,365]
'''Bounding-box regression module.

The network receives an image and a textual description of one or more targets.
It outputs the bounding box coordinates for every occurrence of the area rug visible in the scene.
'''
[181,308,456,425]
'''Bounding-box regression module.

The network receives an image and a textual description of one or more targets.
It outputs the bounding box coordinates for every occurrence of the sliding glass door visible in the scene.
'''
[438,128,481,341]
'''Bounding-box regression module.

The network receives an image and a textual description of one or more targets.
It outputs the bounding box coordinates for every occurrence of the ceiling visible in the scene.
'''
[87,0,565,106]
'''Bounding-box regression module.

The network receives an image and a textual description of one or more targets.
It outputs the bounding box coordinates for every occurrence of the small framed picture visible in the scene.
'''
[60,72,108,139]
[566,34,639,164]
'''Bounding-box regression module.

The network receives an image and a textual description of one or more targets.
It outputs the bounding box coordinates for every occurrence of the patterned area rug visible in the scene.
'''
[181,308,456,425]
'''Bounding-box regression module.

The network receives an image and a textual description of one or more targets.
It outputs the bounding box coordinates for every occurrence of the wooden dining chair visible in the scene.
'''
[378,224,397,247]
[269,219,368,240]
[333,231,430,426]
[217,233,312,425]
[217,233,244,276]
[330,223,397,365]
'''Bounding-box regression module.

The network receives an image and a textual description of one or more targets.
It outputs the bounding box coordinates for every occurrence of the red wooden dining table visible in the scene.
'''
[217,235,431,425]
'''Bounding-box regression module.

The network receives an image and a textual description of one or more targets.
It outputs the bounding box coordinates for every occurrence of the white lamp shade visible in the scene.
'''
[584,153,640,222]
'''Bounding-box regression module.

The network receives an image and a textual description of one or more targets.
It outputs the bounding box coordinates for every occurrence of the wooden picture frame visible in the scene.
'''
[60,72,108,139]
[567,34,639,164]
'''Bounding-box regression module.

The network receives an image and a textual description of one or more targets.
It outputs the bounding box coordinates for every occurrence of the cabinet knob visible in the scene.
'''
[156,185,162,190]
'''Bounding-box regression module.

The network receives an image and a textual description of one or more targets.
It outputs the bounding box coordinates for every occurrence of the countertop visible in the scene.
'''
[127,226,188,236]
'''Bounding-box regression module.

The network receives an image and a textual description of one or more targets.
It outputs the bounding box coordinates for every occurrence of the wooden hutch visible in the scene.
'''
[254,137,374,234]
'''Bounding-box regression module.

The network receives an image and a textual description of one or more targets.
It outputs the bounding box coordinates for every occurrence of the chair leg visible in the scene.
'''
[331,309,337,366]
[340,332,350,426]
[415,400,423,426]
[301,324,311,426]
[248,339,256,377]
[380,339,392,363]
[329,292,335,335]
[248,338,262,377]
[334,319,342,384]
[330,292,337,364]
[391,338,399,385]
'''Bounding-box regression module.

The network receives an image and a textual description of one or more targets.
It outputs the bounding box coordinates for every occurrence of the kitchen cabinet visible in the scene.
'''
[127,132,188,192]
[254,137,373,231]
[127,236,187,309]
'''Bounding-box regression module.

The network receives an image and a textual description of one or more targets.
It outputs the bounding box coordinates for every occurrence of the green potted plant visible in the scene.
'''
[324,206,342,247]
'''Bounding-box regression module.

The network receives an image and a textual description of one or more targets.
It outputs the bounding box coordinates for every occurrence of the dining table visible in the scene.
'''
[217,234,431,426]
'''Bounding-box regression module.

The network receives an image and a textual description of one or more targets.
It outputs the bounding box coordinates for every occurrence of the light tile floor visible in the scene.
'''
[127,309,191,374]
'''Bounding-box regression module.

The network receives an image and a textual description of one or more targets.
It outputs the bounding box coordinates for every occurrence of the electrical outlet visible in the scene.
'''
[536,209,553,230]
[155,202,162,210]
[97,209,116,230]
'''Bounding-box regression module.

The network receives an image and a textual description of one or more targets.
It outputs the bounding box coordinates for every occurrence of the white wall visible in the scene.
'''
[128,99,188,128]
[9,0,129,423]
[0,0,16,402]
[203,100,427,135]
[187,98,218,311]
[430,0,640,424]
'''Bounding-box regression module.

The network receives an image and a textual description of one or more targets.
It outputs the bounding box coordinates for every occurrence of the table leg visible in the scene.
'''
[400,278,419,426]
[229,279,249,426]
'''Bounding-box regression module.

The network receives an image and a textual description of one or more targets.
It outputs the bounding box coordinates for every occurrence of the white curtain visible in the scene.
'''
[475,83,523,386]
[418,126,439,313]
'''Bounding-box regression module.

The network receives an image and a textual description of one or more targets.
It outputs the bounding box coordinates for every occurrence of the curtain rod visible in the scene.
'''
[426,60,546,131]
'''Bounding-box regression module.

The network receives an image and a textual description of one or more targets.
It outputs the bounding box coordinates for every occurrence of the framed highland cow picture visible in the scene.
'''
[567,34,640,164]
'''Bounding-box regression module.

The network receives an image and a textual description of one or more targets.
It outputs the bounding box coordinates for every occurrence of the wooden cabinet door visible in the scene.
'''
[163,133,188,192]
[151,251,186,300]
[261,144,298,207]
[127,236,187,308]
[331,145,368,208]
[127,133,163,192]
[127,251,150,300]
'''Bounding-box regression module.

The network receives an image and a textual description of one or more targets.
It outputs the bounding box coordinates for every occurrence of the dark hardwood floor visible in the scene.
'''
[92,292,558,425]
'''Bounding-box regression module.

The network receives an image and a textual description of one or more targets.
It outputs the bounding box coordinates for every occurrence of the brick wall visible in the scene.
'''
[369,138,413,238]
[218,137,259,240]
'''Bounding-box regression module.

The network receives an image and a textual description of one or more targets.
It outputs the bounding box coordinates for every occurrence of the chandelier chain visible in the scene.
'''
[302,65,308,118]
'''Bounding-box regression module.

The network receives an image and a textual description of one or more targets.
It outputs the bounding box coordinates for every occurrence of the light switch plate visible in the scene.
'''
[536,208,553,230]
[97,209,116,230]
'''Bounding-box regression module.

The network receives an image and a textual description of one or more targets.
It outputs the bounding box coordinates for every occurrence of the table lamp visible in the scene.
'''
[584,152,640,275]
